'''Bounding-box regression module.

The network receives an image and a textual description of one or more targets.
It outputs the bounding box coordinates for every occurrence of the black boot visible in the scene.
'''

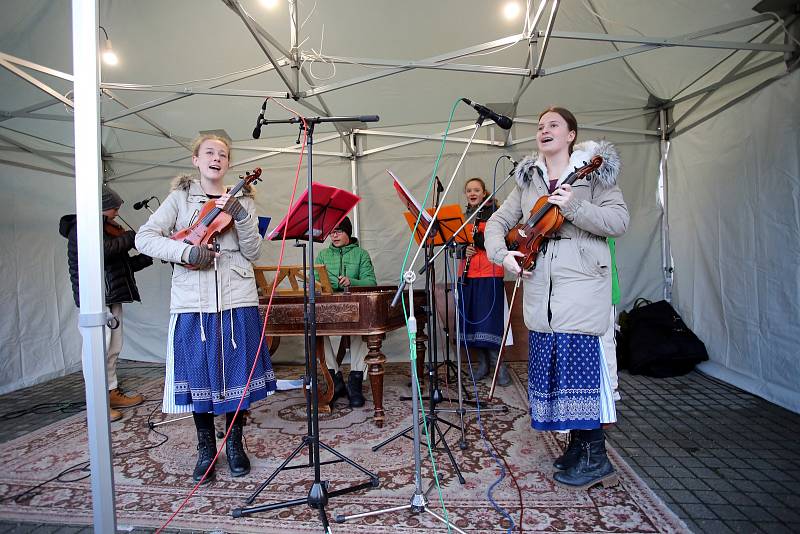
[329,369,348,403]
[553,430,582,470]
[348,371,365,408]
[192,413,216,484]
[554,430,618,489]
[226,412,251,477]
[471,349,489,381]
[489,350,511,386]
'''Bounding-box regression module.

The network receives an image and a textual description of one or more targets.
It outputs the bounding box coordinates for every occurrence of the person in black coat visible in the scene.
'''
[59,185,152,421]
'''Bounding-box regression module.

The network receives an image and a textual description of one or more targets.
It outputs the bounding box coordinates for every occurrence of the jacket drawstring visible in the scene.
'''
[227,261,237,350]
[197,270,206,342]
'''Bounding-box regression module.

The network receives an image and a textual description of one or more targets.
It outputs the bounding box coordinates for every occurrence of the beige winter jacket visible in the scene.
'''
[134,176,262,314]
[484,140,629,336]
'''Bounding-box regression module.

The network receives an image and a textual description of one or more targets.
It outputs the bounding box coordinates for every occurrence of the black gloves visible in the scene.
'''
[222,197,248,222]
[187,245,216,269]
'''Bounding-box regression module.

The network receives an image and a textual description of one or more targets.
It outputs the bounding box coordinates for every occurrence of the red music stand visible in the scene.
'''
[268,183,360,242]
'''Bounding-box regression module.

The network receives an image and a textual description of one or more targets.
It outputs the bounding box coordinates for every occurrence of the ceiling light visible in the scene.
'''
[99,26,119,66]
[503,2,521,20]
[260,0,279,8]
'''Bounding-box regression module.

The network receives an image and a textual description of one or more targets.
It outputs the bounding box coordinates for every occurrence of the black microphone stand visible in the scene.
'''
[231,116,379,532]
[339,115,491,532]
[424,162,517,449]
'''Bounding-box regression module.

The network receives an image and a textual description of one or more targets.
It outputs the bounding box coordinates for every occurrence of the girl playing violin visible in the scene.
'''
[458,178,510,387]
[484,107,628,490]
[135,134,277,484]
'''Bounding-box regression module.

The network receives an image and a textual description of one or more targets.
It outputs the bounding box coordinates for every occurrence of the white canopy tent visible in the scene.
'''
[2,0,799,528]
[1,0,798,424]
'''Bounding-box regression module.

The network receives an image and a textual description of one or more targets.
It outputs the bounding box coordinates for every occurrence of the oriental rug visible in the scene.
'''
[0,363,687,533]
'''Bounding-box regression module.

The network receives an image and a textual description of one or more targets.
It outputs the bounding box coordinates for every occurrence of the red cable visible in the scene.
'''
[156,102,308,533]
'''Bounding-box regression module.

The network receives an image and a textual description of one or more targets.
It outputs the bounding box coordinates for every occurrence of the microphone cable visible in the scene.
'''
[0,400,170,505]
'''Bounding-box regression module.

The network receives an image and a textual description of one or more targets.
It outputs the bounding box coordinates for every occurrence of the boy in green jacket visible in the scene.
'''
[315,216,377,407]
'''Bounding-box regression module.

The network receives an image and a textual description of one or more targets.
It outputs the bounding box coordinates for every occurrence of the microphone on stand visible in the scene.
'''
[461,98,513,130]
[133,196,156,210]
[252,99,268,139]
[434,175,444,193]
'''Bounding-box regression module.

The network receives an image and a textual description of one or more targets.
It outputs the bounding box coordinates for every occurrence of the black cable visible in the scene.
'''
[0,400,170,504]
[0,402,87,420]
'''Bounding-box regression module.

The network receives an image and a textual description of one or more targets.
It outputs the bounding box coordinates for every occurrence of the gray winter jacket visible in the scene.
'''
[134,175,262,314]
[484,140,629,336]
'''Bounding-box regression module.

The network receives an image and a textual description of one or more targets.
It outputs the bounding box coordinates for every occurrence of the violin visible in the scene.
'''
[505,156,603,270]
[170,168,262,261]
[104,219,128,237]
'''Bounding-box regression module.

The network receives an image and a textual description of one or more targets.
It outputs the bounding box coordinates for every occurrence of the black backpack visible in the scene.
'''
[617,299,708,378]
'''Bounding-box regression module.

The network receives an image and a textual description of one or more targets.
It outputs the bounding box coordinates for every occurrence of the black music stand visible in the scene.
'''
[231,116,378,532]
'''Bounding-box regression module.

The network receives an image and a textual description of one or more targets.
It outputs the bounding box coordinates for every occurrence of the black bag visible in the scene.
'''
[617,299,708,378]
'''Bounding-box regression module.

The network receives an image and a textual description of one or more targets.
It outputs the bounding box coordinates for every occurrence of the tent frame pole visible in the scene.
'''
[659,108,674,302]
[72,0,117,531]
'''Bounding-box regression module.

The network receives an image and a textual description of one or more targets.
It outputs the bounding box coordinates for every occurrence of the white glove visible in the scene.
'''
[502,251,531,278]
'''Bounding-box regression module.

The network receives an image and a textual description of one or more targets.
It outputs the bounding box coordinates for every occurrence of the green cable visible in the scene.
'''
[397,97,462,531]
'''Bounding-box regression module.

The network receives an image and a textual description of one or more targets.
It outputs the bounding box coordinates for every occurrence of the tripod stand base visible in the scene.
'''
[232,436,379,519]
[334,492,468,533]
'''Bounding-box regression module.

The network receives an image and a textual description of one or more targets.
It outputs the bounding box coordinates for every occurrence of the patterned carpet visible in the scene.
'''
[0,363,687,533]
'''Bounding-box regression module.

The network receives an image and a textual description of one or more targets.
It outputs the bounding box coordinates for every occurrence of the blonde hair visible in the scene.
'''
[191,134,232,161]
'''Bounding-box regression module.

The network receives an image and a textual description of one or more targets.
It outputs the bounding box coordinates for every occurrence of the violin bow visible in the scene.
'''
[488,273,523,400]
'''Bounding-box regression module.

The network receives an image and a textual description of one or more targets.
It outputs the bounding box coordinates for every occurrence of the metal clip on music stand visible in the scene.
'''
[231,116,379,533]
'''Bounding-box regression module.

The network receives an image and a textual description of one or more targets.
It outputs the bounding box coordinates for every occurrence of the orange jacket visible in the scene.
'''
[460,220,504,278]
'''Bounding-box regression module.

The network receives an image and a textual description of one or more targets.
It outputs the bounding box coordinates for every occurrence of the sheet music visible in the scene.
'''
[388,169,432,225]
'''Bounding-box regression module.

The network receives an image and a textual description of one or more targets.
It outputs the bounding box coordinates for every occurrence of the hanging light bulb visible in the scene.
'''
[260,0,279,9]
[99,26,119,66]
[503,2,521,20]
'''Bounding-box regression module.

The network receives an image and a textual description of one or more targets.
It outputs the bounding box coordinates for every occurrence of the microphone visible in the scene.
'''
[434,175,444,193]
[133,196,155,210]
[461,98,513,130]
[252,99,267,139]
[504,154,518,167]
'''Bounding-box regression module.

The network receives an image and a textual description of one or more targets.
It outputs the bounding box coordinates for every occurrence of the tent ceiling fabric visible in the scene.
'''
[0,0,793,178]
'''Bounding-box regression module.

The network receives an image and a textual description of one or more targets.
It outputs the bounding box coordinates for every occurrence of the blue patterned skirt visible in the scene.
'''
[458,277,504,349]
[171,306,276,415]
[527,330,614,431]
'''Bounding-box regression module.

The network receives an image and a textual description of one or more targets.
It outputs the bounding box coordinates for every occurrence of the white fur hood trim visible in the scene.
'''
[513,140,621,189]
[170,174,255,197]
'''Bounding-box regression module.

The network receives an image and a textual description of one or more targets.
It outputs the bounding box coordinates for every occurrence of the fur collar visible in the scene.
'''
[170,174,255,197]
[513,140,621,189]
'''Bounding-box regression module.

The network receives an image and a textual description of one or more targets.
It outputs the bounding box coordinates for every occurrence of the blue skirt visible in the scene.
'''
[527,331,603,431]
[172,306,276,415]
[458,277,504,349]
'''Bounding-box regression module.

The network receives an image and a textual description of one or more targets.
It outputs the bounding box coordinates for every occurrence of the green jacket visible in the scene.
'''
[314,238,377,291]
[609,237,620,305]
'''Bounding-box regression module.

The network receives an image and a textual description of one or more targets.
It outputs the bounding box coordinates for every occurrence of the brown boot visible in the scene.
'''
[109,406,123,422]
[109,388,144,408]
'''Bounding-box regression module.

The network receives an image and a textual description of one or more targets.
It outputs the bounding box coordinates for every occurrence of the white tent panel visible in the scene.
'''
[669,69,800,413]
[0,165,82,394]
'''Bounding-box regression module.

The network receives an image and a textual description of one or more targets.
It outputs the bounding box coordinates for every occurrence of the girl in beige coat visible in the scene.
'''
[484,107,628,490]
[136,134,276,484]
